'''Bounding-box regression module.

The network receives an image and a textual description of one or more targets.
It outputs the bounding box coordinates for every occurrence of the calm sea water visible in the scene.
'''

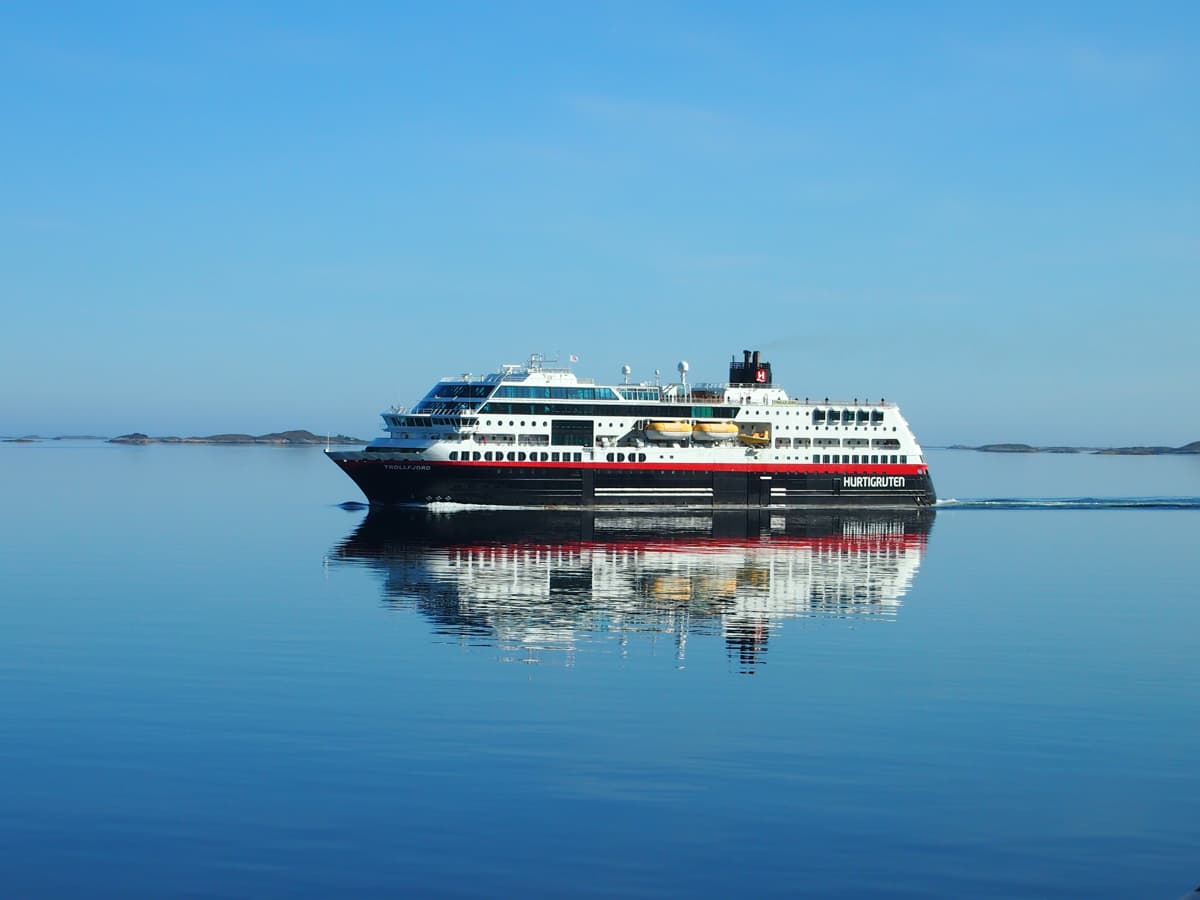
[2,442,1198,899]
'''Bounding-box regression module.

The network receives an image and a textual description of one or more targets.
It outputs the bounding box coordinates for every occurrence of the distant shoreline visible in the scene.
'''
[3,430,365,445]
[6,435,1197,455]
[944,442,1200,456]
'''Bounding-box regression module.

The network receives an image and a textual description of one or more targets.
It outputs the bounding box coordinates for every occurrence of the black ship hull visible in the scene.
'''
[327,452,937,508]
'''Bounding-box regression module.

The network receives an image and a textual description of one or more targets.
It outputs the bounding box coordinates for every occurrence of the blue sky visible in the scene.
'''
[3,2,1197,445]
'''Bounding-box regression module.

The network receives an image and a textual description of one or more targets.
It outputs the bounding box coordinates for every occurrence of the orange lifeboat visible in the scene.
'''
[692,422,738,442]
[644,421,693,442]
[738,430,771,447]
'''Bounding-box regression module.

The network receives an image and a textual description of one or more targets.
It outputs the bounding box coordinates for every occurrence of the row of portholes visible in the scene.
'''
[473,419,896,434]
[483,420,625,429]
[774,425,898,432]
[449,450,585,462]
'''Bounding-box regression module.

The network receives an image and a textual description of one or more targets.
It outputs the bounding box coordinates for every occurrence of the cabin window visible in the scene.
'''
[638,453,646,462]
[857,410,869,424]
[606,453,615,462]
[506,452,516,461]
[617,453,626,462]
[900,455,907,463]
[822,454,830,464]
[449,451,458,460]
[551,452,560,462]
[573,453,582,462]
[812,409,826,424]
[473,452,481,460]
[871,455,879,464]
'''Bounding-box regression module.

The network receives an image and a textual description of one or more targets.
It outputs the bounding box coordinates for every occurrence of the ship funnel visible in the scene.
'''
[729,349,772,387]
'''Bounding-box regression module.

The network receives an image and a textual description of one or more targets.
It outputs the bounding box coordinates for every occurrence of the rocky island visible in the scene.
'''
[949,442,1200,456]
[109,430,365,445]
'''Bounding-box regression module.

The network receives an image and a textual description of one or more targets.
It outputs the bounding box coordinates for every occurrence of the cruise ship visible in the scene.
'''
[326,350,935,508]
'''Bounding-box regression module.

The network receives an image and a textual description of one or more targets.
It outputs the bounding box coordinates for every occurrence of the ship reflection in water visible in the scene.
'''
[330,508,935,674]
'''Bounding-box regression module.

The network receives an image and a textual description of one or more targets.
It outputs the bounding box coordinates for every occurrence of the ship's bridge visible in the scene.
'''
[496,353,594,387]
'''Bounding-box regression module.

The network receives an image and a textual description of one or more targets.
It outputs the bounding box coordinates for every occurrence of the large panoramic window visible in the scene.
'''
[551,419,594,447]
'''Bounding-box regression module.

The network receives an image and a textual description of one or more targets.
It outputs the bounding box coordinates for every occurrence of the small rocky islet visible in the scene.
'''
[108,430,364,445]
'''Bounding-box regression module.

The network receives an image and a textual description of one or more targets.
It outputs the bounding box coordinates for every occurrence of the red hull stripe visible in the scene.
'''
[347,460,927,476]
